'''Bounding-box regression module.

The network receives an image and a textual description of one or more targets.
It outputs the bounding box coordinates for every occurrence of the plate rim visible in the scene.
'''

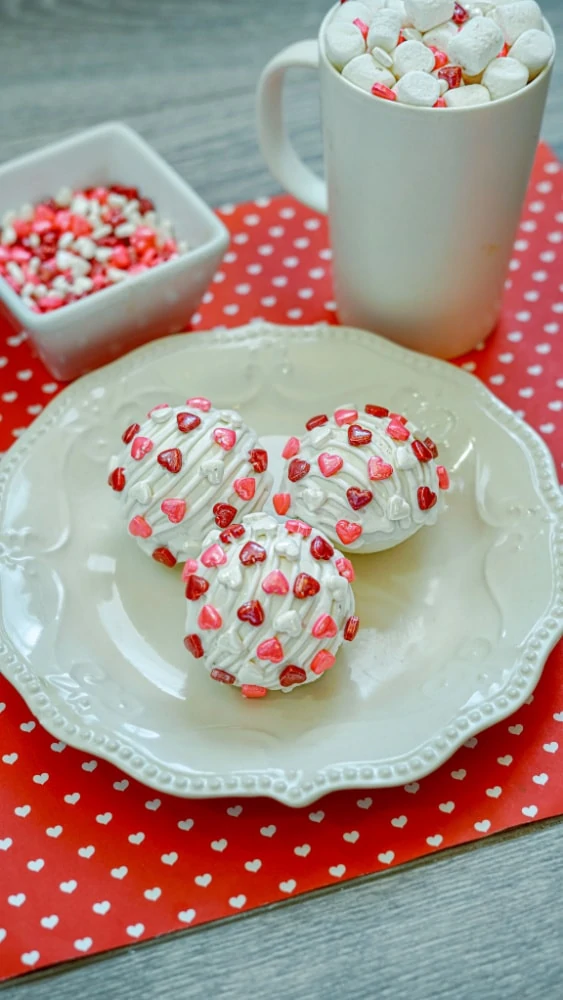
[1,321,562,807]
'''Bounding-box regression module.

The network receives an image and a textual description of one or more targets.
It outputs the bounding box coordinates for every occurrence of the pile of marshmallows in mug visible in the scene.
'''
[326,0,554,107]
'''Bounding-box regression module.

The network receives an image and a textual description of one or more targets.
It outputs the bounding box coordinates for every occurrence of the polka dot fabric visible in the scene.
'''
[0,144,561,982]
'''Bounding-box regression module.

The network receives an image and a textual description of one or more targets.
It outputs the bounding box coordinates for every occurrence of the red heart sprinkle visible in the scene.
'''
[364,405,389,418]
[161,498,186,523]
[122,422,140,444]
[347,487,373,510]
[198,604,222,630]
[239,540,267,566]
[438,65,463,89]
[242,684,267,698]
[310,535,334,561]
[335,520,363,545]
[213,503,237,528]
[344,615,360,641]
[131,436,154,460]
[213,427,237,451]
[429,45,448,69]
[386,420,410,442]
[312,614,338,639]
[152,547,177,568]
[185,574,209,601]
[305,414,329,431]
[177,411,201,434]
[411,440,434,463]
[200,543,227,568]
[310,650,336,675]
[288,459,310,482]
[128,515,152,538]
[348,424,372,447]
[248,448,268,473]
[282,437,300,460]
[234,477,256,501]
[417,486,438,511]
[220,523,246,544]
[424,436,439,458]
[256,637,284,662]
[237,600,265,627]
[157,448,182,473]
[317,452,343,479]
[368,457,393,480]
[293,573,320,599]
[279,665,307,687]
[286,519,312,537]
[273,493,291,515]
[261,570,290,595]
[453,2,469,24]
[108,467,126,491]
[437,466,450,490]
[184,634,204,659]
[211,668,236,685]
[335,408,359,426]
[186,396,212,411]
[335,557,355,582]
[390,413,408,424]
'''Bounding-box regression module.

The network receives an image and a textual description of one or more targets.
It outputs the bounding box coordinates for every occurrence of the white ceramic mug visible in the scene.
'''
[257,8,555,358]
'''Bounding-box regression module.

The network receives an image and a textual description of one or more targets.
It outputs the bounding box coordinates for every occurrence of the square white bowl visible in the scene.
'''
[0,122,230,381]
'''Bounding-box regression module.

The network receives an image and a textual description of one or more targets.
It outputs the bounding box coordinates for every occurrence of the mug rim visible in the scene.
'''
[319,4,556,113]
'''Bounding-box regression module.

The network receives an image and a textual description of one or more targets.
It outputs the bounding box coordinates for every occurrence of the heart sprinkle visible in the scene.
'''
[248,448,268,473]
[200,544,227,568]
[211,668,236,685]
[161,498,186,523]
[131,436,154,460]
[318,453,343,478]
[417,486,438,511]
[185,575,209,601]
[335,520,363,545]
[122,422,140,444]
[273,493,291,515]
[152,547,177,568]
[335,408,358,426]
[364,405,389,418]
[184,634,204,659]
[234,477,256,501]
[288,459,310,482]
[129,515,152,538]
[177,411,201,434]
[344,616,360,641]
[262,570,290,595]
[198,605,222,630]
[286,519,312,538]
[346,487,373,510]
[293,573,321,599]
[157,448,182,473]
[348,424,372,447]
[213,503,237,528]
[437,466,450,490]
[411,440,434,463]
[256,637,284,662]
[282,437,300,459]
[311,614,338,639]
[335,556,355,581]
[213,427,237,451]
[182,559,200,579]
[279,665,307,687]
[310,535,334,561]
[368,456,393,481]
[239,540,267,566]
[108,467,126,491]
[306,414,329,431]
[310,650,336,675]
[186,396,211,411]
[242,684,267,698]
[386,420,410,442]
[237,600,266,626]
[424,436,439,458]
[220,523,246,544]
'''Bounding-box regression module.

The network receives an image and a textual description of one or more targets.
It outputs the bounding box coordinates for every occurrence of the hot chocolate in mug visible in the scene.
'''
[257,5,554,358]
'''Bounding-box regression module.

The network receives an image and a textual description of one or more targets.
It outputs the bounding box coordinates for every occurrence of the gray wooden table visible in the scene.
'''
[1,1,562,997]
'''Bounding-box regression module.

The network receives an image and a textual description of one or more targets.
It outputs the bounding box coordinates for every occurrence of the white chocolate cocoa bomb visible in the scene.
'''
[276,404,450,554]
[108,398,273,567]
[183,514,358,696]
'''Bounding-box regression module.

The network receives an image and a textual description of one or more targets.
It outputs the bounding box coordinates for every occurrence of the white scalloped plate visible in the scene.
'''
[1,323,562,806]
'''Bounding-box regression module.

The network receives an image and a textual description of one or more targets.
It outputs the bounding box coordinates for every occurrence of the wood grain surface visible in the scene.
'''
[0,1,562,997]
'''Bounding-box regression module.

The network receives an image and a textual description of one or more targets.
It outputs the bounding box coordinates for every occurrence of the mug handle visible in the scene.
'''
[257,40,328,215]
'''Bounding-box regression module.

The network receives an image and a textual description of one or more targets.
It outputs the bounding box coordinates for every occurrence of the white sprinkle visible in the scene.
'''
[6,261,24,285]
[28,233,40,248]
[143,211,157,227]
[71,194,89,216]
[52,275,71,293]
[2,210,16,226]
[95,247,113,263]
[33,283,48,297]
[114,222,135,238]
[55,250,90,276]
[58,232,75,250]
[123,199,139,216]
[21,282,37,297]
[91,224,112,240]
[1,225,17,246]
[27,256,40,274]
[106,266,127,282]
[73,237,97,259]
[55,186,73,207]
[18,203,34,222]
[107,192,127,207]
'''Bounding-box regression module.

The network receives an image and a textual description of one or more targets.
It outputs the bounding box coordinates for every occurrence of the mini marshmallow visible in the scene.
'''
[358,0,387,11]
[342,53,396,91]
[367,9,403,52]
[385,0,408,22]
[404,0,455,32]
[448,17,504,76]
[393,39,435,76]
[422,21,459,55]
[482,55,529,99]
[444,83,491,106]
[394,69,441,105]
[510,28,554,78]
[333,1,374,23]
[325,20,367,70]
[491,2,543,46]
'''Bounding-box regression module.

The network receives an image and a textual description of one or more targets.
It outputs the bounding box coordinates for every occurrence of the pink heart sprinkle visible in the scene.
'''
[286,519,312,538]
[334,408,358,426]
[335,520,363,546]
[368,456,394,480]
[233,477,256,501]
[197,605,222,630]
[181,559,200,581]
[187,396,211,411]
[131,436,154,460]
[310,649,336,675]
[129,515,152,538]
[318,453,344,478]
[161,498,186,523]
[256,637,284,662]
[261,570,290,595]
[273,493,291,515]
[148,403,169,416]
[282,437,300,460]
[200,543,228,568]
[335,557,355,582]
[386,420,410,442]
[213,427,237,451]
[311,614,338,639]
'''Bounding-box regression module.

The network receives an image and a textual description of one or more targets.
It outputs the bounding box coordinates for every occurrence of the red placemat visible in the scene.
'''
[0,143,561,982]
